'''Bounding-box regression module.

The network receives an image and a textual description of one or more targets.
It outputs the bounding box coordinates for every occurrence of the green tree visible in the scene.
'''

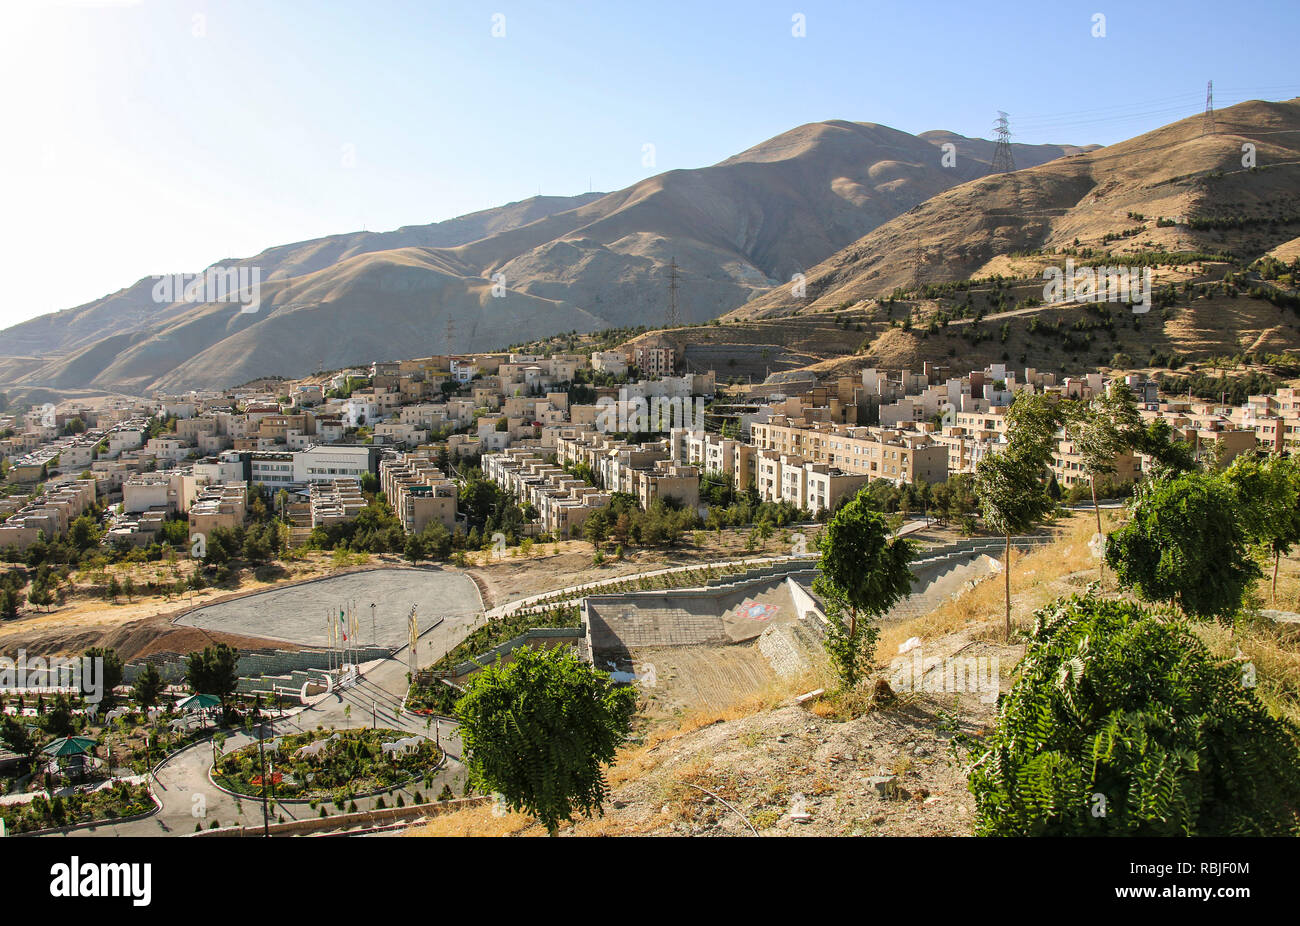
[132,662,165,709]
[582,510,609,551]
[456,645,636,835]
[83,646,123,705]
[964,593,1300,835]
[27,578,54,613]
[1065,382,1142,580]
[184,643,240,716]
[973,391,1059,638]
[813,490,914,688]
[403,533,426,564]
[1132,417,1196,478]
[1223,452,1300,604]
[1106,471,1259,622]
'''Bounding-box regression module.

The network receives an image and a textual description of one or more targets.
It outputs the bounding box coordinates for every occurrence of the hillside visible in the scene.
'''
[0,125,1087,394]
[727,99,1300,319]
[590,99,1300,384]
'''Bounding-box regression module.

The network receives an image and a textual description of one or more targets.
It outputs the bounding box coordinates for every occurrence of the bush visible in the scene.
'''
[963,594,1300,835]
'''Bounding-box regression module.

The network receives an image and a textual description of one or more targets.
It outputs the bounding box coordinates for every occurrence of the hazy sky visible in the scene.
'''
[2,0,1297,330]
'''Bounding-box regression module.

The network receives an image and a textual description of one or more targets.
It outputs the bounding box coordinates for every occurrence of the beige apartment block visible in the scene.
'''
[188,482,249,535]
[380,454,458,534]
[309,479,367,528]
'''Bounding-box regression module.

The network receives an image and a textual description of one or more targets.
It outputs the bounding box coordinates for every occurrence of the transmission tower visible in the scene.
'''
[666,257,681,327]
[1204,80,1215,135]
[445,314,456,355]
[989,111,1016,174]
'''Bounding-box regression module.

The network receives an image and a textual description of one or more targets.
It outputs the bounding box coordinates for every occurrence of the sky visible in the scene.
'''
[1,0,1298,330]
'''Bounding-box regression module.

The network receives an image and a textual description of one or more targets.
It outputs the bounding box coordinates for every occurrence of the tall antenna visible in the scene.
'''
[989,111,1016,174]
[666,257,681,327]
[1204,80,1216,135]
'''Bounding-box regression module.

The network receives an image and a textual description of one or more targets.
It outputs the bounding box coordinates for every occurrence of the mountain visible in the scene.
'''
[590,99,1300,385]
[724,98,1300,319]
[0,124,1090,393]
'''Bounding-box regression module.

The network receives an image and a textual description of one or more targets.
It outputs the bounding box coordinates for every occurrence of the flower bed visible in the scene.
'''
[212,728,441,801]
[0,781,154,834]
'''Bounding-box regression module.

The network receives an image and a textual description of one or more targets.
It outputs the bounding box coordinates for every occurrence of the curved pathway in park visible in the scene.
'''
[52,591,483,838]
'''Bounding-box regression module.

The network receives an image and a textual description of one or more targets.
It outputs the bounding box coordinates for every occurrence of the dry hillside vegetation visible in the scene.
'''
[411,513,1300,836]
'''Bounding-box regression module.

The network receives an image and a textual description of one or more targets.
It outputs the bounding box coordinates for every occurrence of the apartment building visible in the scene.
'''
[634,343,675,379]
[483,447,610,536]
[1051,434,1140,490]
[188,482,249,535]
[0,478,98,549]
[309,479,367,528]
[750,416,949,485]
[123,474,180,513]
[379,454,458,534]
[592,350,629,377]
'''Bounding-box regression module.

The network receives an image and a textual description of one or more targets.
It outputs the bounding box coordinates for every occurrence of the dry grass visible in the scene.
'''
[407,802,534,837]
[1198,618,1300,729]
[877,512,1106,659]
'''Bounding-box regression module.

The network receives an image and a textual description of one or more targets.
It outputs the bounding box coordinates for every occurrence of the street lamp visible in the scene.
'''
[371,602,376,646]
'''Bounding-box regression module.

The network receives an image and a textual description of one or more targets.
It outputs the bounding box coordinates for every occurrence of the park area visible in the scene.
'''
[212,727,442,802]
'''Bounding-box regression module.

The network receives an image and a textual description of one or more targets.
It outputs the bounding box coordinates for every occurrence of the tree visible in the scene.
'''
[132,662,165,709]
[582,510,609,551]
[403,533,426,565]
[1133,417,1196,478]
[41,695,75,738]
[456,645,636,835]
[27,579,54,613]
[83,647,123,706]
[421,522,453,561]
[1223,452,1300,604]
[973,391,1059,638]
[1065,382,1142,580]
[813,490,914,688]
[185,644,240,716]
[1106,471,1259,622]
[964,593,1300,835]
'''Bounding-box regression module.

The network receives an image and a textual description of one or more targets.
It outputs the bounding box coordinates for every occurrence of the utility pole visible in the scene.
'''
[371,602,377,646]
[258,724,270,837]
[989,111,1016,174]
[666,257,681,328]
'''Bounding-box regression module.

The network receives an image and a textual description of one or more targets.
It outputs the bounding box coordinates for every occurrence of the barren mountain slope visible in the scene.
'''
[725,98,1300,319]
[1,122,1086,393]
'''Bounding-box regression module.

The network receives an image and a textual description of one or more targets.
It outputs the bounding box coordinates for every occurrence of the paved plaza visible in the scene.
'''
[175,568,484,648]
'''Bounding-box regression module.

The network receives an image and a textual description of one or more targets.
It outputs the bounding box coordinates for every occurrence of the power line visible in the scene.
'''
[989,112,1015,174]
[666,257,681,327]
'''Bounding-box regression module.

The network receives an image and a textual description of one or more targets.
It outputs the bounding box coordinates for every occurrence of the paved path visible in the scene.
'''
[53,600,482,837]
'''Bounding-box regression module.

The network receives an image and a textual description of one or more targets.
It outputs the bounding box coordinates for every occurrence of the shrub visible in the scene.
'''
[963,594,1300,835]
